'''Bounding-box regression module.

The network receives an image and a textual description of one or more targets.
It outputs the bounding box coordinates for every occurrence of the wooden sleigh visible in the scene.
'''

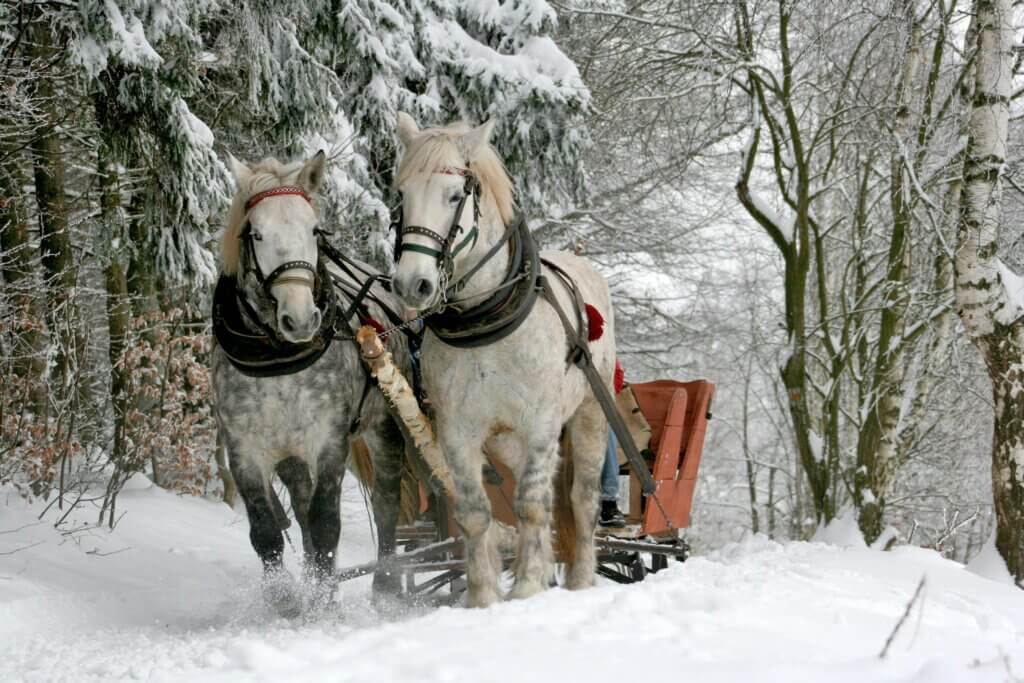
[336,376,715,595]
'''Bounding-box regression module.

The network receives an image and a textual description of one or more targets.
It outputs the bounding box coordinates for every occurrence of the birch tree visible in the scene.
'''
[954,0,1024,584]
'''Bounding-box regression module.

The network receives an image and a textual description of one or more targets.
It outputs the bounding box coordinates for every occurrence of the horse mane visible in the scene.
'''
[220,157,317,276]
[394,122,516,227]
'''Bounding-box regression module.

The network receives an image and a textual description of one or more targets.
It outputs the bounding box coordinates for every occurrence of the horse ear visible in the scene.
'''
[396,112,420,147]
[298,150,327,192]
[459,119,496,163]
[228,154,252,188]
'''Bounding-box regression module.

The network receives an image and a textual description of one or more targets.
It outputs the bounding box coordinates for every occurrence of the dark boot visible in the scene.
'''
[599,499,626,528]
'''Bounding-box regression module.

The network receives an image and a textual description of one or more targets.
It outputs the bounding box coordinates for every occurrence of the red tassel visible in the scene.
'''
[359,315,385,334]
[585,304,604,342]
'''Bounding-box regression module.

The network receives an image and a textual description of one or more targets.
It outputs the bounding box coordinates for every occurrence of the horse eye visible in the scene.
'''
[449,193,464,205]
[251,229,263,241]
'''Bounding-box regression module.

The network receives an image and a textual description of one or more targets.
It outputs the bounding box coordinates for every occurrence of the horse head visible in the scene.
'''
[223,151,327,344]
[391,113,513,312]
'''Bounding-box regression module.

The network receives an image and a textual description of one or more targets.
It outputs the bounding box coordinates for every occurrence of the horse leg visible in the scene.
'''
[508,435,559,600]
[447,440,501,607]
[565,399,606,590]
[306,437,348,587]
[230,453,302,614]
[276,456,315,560]
[362,418,404,597]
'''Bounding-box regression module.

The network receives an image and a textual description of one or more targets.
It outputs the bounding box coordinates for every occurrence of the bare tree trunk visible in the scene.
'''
[28,22,83,409]
[855,6,920,542]
[741,365,760,533]
[0,143,47,415]
[954,0,1023,586]
[98,145,131,474]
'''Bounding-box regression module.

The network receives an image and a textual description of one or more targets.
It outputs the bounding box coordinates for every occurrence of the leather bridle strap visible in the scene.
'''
[396,168,480,266]
[245,186,311,211]
[240,186,317,295]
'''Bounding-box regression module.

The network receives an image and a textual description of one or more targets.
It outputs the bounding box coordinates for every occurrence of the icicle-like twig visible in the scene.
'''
[879,575,926,658]
[355,326,454,495]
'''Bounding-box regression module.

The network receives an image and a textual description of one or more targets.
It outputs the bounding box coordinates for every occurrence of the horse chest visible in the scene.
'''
[213,351,345,460]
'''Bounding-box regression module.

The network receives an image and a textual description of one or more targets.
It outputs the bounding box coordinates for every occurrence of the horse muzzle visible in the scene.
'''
[392,272,438,312]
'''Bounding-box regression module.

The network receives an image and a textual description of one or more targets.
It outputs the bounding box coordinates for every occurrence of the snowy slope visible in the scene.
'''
[1,480,1022,683]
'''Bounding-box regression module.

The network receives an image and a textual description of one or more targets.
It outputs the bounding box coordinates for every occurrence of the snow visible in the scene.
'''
[812,512,868,549]
[996,260,1024,326]
[808,430,824,463]
[966,532,1016,587]
[2,487,1023,682]
[427,19,584,101]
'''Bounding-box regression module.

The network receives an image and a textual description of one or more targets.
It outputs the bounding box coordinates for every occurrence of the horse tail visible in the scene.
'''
[348,436,375,490]
[552,428,577,568]
[398,468,420,525]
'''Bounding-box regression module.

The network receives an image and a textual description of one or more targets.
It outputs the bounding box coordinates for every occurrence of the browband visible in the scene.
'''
[245,186,311,212]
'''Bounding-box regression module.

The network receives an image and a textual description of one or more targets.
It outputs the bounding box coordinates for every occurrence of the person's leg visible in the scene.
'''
[600,429,618,502]
[599,429,626,527]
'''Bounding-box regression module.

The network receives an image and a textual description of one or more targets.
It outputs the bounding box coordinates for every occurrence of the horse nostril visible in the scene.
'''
[309,310,321,330]
[281,313,297,333]
[415,278,433,298]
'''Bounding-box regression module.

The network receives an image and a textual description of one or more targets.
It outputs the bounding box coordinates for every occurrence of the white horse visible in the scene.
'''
[390,114,615,606]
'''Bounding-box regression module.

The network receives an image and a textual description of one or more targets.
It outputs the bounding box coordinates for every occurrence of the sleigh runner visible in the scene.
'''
[339,324,715,595]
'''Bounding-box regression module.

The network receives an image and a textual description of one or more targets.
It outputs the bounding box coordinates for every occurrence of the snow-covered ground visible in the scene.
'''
[1,478,1022,683]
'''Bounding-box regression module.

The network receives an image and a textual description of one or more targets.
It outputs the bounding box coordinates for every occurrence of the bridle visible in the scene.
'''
[392,165,481,298]
[240,186,319,296]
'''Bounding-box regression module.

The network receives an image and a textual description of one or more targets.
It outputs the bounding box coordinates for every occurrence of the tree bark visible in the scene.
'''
[28,21,83,407]
[855,6,920,543]
[0,142,47,415]
[98,145,131,473]
[954,0,1023,586]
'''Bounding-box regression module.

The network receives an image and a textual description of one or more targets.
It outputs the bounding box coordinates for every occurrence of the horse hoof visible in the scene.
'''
[262,569,304,618]
[372,569,402,597]
[466,587,501,608]
[565,571,596,591]
[507,580,545,601]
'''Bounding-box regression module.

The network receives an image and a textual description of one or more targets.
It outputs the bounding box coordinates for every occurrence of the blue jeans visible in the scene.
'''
[601,429,619,502]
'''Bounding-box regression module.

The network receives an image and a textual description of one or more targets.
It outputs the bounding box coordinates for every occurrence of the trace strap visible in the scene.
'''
[538,261,669,528]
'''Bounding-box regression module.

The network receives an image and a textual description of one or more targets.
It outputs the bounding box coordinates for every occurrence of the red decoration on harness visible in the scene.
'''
[585,304,604,342]
[245,186,312,212]
[614,360,625,395]
[359,315,385,335]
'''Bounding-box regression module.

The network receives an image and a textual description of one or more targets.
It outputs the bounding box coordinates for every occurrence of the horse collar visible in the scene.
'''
[424,214,541,348]
[212,258,339,378]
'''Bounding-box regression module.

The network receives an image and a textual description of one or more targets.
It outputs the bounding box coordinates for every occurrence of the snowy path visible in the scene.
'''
[1,480,1022,682]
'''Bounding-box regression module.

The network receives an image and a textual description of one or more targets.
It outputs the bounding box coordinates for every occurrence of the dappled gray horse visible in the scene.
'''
[211,152,406,610]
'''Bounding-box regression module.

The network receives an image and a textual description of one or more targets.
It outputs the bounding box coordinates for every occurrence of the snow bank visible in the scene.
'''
[2,487,1022,682]
[966,532,1016,587]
